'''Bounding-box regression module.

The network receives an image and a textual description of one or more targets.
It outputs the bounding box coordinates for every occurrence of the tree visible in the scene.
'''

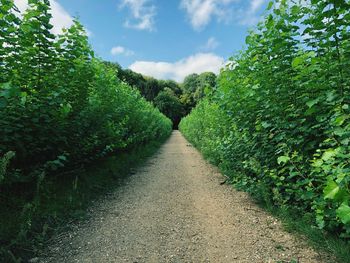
[154,88,184,129]
[0,0,21,83]
[56,19,94,112]
[181,72,217,114]
[194,72,216,101]
[16,0,57,92]
[182,73,199,93]
[159,79,182,96]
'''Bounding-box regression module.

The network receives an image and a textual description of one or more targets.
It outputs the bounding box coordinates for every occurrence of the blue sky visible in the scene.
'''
[14,0,269,81]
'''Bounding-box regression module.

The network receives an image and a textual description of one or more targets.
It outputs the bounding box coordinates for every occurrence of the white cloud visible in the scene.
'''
[180,0,267,29]
[120,0,156,31]
[200,37,219,51]
[110,46,135,56]
[49,0,74,34]
[250,0,264,13]
[239,0,265,25]
[129,53,224,82]
[238,0,266,26]
[180,0,238,31]
[13,0,28,12]
[13,0,90,35]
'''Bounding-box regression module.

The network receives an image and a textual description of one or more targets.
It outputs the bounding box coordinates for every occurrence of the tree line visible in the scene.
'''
[104,62,217,129]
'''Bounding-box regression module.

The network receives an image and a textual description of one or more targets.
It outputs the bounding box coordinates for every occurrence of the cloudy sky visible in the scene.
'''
[14,0,268,82]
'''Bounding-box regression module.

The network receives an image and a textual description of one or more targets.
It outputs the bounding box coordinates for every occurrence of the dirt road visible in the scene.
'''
[40,131,326,263]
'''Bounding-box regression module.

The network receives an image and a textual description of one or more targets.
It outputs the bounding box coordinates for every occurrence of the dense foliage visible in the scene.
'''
[104,62,215,128]
[104,62,181,101]
[180,72,216,114]
[0,0,171,259]
[104,62,184,127]
[180,0,350,239]
[0,0,171,187]
[154,88,184,128]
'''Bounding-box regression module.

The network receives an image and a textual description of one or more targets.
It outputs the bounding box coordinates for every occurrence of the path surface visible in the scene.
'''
[40,131,327,263]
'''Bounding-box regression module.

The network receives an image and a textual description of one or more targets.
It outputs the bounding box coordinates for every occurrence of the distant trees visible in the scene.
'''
[104,62,163,101]
[104,62,217,128]
[181,72,216,114]
[154,88,184,129]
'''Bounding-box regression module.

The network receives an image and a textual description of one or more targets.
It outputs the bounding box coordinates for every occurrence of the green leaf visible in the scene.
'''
[312,159,323,167]
[326,91,337,102]
[60,103,72,116]
[267,1,273,10]
[336,203,350,224]
[306,98,319,108]
[333,115,348,126]
[261,121,271,128]
[335,173,346,185]
[292,56,304,68]
[277,156,290,165]
[274,8,280,15]
[321,149,336,161]
[57,155,67,161]
[324,180,339,200]
[0,83,20,99]
[290,5,300,16]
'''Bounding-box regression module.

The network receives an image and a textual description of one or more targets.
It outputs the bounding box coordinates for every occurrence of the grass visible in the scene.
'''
[0,137,167,263]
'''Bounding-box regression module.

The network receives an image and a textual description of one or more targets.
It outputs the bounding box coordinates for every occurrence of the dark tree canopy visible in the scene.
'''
[154,88,185,129]
[180,72,217,114]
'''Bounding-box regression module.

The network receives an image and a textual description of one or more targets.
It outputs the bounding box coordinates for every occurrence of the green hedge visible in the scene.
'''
[0,0,172,185]
[180,0,350,239]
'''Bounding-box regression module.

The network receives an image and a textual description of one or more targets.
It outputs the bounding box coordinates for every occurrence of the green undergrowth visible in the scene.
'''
[0,137,167,263]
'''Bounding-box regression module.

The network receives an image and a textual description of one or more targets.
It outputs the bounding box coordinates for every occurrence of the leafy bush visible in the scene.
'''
[0,0,172,185]
[180,0,350,239]
[0,2,171,259]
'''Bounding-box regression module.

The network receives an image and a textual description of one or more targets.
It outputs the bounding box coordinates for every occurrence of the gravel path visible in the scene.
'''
[40,131,327,263]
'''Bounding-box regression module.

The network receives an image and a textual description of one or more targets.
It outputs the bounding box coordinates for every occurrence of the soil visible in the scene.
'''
[39,131,329,263]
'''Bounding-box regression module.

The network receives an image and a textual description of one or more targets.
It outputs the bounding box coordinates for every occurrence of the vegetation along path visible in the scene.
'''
[40,131,326,263]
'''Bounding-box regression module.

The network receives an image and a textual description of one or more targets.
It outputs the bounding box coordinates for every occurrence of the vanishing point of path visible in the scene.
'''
[41,131,327,263]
